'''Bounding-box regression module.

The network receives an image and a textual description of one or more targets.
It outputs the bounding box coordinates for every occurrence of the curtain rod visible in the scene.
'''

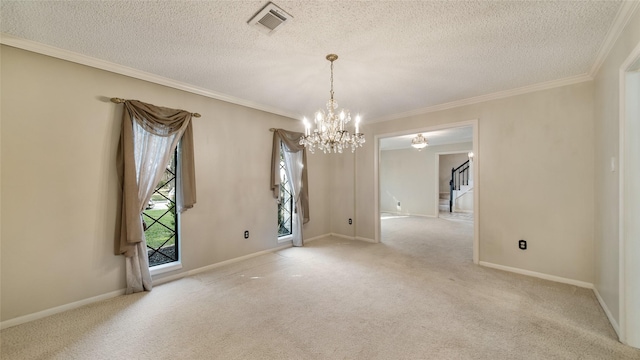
[110,97,201,118]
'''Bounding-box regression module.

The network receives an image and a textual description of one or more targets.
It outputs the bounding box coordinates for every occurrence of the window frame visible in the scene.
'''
[277,142,294,242]
[145,144,182,275]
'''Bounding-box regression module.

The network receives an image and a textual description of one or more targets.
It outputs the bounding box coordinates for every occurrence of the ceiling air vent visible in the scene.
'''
[248,2,292,35]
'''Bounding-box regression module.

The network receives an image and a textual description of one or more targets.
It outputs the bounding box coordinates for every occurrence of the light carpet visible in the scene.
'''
[2,216,639,359]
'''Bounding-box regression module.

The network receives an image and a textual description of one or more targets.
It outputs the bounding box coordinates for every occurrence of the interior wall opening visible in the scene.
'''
[376,123,478,264]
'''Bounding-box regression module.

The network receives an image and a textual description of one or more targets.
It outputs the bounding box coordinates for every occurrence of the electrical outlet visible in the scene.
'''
[348,218,352,225]
[518,239,527,250]
[244,230,249,239]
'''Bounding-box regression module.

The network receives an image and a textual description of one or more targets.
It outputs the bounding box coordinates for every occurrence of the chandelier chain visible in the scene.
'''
[330,59,334,102]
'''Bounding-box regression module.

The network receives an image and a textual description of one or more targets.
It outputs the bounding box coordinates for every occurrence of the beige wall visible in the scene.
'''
[0,46,331,321]
[329,151,355,237]
[379,143,472,216]
[356,81,595,283]
[380,149,429,215]
[593,7,640,341]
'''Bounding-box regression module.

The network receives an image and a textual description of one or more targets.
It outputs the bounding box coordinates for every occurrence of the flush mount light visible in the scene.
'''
[411,134,428,150]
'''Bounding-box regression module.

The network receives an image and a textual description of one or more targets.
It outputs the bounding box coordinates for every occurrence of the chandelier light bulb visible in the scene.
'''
[303,117,310,136]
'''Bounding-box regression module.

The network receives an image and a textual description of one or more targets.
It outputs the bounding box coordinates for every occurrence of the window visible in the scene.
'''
[143,147,179,267]
[278,143,293,238]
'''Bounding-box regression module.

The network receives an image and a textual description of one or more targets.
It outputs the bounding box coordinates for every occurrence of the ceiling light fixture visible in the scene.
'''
[411,134,428,150]
[300,54,365,154]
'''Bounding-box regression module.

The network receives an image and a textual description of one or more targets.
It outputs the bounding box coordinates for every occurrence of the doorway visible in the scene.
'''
[619,46,640,347]
[374,120,479,264]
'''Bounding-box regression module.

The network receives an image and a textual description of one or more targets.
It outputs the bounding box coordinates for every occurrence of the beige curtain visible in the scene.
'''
[117,100,197,294]
[271,129,309,246]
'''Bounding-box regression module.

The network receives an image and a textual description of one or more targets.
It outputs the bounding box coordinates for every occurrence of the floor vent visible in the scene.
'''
[248,2,292,35]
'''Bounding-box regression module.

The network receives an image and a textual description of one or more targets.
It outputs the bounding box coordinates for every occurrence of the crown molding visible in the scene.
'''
[589,1,640,78]
[368,73,592,124]
[0,33,301,120]
[2,5,632,127]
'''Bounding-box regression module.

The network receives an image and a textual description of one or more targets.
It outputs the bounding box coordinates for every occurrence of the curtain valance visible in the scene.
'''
[124,100,192,136]
[118,100,197,258]
[116,99,198,294]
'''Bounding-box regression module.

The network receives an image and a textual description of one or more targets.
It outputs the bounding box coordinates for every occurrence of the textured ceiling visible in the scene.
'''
[0,1,624,122]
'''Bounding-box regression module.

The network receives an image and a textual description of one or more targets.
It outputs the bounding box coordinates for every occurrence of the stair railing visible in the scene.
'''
[449,160,470,212]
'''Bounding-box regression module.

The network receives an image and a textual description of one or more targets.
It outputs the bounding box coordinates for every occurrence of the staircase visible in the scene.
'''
[449,160,473,212]
[439,192,449,212]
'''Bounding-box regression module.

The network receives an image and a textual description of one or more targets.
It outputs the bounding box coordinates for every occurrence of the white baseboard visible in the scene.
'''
[0,288,126,330]
[356,236,377,243]
[154,243,293,286]
[329,233,377,244]
[0,233,369,330]
[330,233,355,240]
[304,233,331,243]
[1,233,375,329]
[593,287,621,339]
[381,212,435,218]
[479,261,594,289]
[1,243,293,330]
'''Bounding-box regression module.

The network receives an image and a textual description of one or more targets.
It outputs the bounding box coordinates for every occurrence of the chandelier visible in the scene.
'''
[411,134,428,150]
[299,54,365,154]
